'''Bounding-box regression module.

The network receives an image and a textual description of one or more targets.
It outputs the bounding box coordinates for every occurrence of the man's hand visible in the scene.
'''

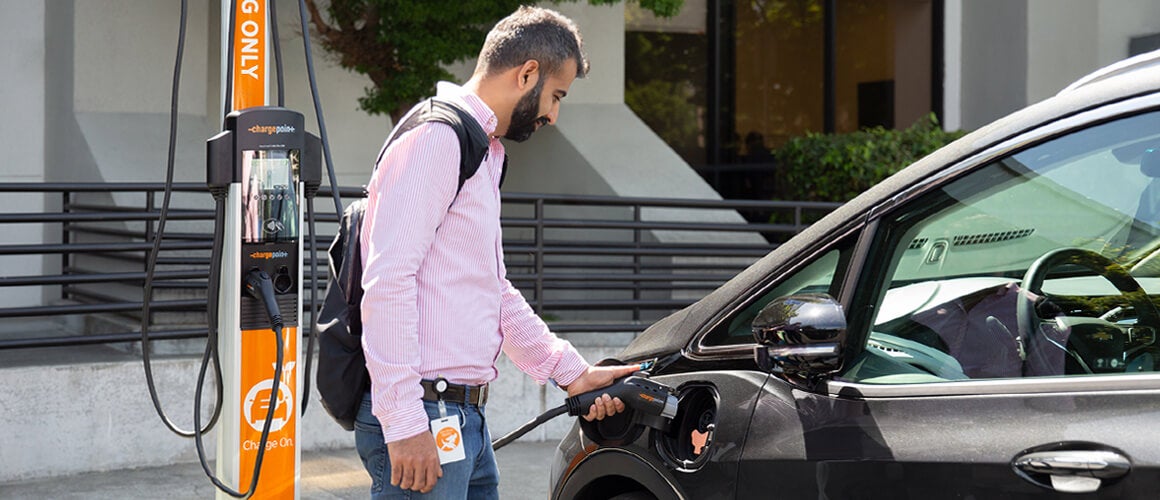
[386,431,442,493]
[565,364,643,422]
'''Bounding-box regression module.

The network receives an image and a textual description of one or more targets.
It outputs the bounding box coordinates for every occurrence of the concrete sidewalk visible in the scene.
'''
[0,442,557,499]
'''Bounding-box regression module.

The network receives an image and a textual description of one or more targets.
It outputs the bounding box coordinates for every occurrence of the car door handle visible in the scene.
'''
[1013,450,1131,493]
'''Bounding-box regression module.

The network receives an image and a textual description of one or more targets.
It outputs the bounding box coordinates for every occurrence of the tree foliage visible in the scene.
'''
[303,0,683,121]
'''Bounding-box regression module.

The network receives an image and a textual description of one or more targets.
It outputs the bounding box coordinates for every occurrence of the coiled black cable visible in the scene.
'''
[141,0,223,439]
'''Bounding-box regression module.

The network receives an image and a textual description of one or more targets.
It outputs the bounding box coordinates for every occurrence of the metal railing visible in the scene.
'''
[0,182,841,350]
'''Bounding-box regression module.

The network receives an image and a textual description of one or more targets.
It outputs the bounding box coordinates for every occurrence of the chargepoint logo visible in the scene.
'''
[250,250,289,260]
[248,124,296,135]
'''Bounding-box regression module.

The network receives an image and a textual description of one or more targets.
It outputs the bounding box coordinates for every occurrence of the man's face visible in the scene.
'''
[504,78,547,142]
[503,59,578,143]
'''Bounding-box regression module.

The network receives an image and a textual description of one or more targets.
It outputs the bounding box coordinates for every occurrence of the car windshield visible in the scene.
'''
[891,111,1160,286]
[851,110,1160,383]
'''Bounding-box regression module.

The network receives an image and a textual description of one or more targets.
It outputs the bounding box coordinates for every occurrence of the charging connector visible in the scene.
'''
[491,374,679,451]
[244,269,283,328]
[565,376,678,420]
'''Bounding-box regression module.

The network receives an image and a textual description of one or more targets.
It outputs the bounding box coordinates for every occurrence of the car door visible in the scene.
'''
[736,99,1160,498]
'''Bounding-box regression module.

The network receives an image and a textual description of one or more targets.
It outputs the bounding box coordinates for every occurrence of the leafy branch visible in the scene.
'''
[303,0,683,121]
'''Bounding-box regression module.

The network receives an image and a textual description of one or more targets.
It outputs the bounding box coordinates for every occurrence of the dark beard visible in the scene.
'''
[504,79,548,142]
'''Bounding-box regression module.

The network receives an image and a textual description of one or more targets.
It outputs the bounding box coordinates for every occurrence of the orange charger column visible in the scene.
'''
[218,0,301,498]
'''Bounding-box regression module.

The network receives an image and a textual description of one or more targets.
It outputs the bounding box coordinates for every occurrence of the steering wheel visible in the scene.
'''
[1018,247,1160,373]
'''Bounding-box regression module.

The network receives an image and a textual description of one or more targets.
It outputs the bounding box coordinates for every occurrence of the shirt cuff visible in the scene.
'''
[379,399,430,443]
[548,349,590,388]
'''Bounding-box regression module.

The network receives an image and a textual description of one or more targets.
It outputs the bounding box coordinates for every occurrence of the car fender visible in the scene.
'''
[554,447,685,500]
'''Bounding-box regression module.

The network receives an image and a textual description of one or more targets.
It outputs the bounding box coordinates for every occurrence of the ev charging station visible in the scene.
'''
[148,4,677,497]
[203,1,321,497]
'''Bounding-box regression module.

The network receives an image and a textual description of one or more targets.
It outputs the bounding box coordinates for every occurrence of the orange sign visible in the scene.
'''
[232,0,267,110]
[239,326,297,499]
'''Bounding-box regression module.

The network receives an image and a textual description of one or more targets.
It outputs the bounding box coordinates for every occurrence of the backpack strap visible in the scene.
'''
[372,97,490,195]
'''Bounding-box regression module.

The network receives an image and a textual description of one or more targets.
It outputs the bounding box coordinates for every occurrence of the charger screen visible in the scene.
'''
[242,150,299,242]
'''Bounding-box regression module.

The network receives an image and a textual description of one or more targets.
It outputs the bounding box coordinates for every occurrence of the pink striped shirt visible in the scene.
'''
[359,82,589,443]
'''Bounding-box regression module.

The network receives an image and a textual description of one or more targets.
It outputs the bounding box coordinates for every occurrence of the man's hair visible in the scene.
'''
[477,6,589,79]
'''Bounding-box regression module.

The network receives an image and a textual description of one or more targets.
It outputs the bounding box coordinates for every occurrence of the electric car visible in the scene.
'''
[550,51,1160,499]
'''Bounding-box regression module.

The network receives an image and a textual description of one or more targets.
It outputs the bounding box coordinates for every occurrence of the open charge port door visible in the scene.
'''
[652,384,718,472]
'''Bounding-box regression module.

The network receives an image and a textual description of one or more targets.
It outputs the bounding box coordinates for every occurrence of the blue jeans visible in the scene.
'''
[355,392,500,500]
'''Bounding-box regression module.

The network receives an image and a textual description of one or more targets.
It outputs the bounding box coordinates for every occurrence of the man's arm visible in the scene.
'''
[497,277,588,385]
[497,278,642,420]
[360,123,461,493]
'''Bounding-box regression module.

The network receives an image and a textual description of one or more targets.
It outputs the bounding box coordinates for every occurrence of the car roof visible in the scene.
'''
[1059,49,1160,95]
[619,52,1160,362]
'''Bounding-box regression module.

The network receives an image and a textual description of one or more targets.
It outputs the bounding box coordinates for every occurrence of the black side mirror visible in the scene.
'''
[752,293,845,378]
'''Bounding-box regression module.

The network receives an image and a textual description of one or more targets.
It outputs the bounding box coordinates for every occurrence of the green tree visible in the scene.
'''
[303,0,683,122]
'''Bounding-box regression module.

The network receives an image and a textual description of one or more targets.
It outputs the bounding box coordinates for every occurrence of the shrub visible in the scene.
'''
[774,114,967,203]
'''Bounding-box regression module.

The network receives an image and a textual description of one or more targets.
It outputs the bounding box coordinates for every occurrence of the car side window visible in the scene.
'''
[844,111,1160,384]
[704,241,852,347]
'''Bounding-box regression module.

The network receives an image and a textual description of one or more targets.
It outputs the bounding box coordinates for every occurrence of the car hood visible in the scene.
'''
[617,60,1160,362]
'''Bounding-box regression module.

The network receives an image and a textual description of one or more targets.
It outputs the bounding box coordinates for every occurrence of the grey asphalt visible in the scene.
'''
[0,442,557,499]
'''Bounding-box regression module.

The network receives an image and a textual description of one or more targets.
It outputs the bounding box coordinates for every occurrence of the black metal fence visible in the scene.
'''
[0,182,840,350]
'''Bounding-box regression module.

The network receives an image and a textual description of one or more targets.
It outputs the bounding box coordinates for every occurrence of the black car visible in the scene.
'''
[550,51,1160,499]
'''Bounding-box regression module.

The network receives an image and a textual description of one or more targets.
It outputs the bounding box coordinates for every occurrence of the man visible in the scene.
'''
[356,6,639,498]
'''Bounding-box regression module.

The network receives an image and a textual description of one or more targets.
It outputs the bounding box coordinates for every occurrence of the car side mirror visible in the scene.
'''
[751,293,845,378]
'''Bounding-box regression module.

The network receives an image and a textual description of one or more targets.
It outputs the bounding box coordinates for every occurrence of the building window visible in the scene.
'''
[626,0,942,202]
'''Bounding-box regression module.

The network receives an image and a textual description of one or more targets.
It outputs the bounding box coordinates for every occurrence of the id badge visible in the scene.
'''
[430,416,466,465]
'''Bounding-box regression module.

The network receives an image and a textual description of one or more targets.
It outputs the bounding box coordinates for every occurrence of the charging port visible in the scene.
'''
[274,266,293,294]
[653,383,718,472]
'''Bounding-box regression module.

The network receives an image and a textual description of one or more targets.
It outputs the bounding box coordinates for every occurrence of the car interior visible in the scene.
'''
[847,112,1160,384]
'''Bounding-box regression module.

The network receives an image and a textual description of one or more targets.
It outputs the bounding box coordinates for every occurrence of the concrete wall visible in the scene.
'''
[1096,0,1160,64]
[1026,0,1097,104]
[0,339,625,482]
[958,0,1028,130]
[0,0,47,308]
[954,0,1160,129]
[1026,0,1160,103]
[942,0,962,131]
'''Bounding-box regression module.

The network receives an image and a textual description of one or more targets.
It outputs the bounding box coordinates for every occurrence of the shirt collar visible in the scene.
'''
[436,81,499,137]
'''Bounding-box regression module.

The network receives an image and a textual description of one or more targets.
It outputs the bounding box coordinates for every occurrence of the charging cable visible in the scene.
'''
[194,268,286,499]
[296,0,342,416]
[491,375,679,451]
[140,0,224,439]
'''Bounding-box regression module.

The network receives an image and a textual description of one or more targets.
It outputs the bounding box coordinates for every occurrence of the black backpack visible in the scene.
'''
[315,98,497,430]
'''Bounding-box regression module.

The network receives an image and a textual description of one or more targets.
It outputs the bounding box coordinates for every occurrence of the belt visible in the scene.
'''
[420,378,488,406]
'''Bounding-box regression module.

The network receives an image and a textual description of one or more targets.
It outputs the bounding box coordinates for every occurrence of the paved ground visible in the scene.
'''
[0,442,557,499]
